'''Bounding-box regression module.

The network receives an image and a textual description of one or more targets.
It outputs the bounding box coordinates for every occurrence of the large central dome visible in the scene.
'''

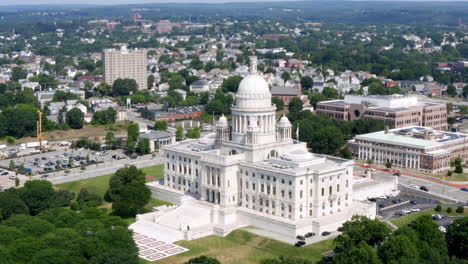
[235,74,272,109]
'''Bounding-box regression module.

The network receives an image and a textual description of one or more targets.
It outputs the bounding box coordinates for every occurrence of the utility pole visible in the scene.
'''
[37,110,44,152]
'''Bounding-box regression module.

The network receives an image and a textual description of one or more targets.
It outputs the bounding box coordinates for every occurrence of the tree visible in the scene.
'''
[462,85,468,98]
[288,97,303,122]
[378,235,419,264]
[221,76,243,93]
[300,76,313,89]
[385,161,393,170]
[112,78,138,96]
[446,207,453,213]
[322,87,339,98]
[19,180,56,215]
[186,127,201,139]
[446,217,468,259]
[435,205,442,212]
[112,182,151,217]
[65,108,84,129]
[127,122,139,142]
[126,137,135,154]
[334,241,382,264]
[456,206,464,213]
[154,120,168,131]
[447,85,457,97]
[272,97,285,111]
[448,117,456,126]
[11,67,27,82]
[91,108,117,125]
[147,75,155,89]
[176,125,184,140]
[334,215,391,253]
[185,256,221,264]
[106,166,146,202]
[136,138,150,155]
[0,191,29,221]
[368,81,386,95]
[455,164,463,174]
[105,131,115,149]
[281,72,291,81]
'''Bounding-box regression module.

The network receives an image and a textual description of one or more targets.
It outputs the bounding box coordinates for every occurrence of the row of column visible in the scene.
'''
[359,146,421,169]
[205,189,220,204]
[233,114,275,133]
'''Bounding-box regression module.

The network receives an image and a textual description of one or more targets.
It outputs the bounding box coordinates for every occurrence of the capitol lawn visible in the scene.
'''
[155,229,333,264]
[55,164,170,211]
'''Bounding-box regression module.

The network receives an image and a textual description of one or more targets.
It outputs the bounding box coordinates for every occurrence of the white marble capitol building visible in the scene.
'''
[134,57,376,242]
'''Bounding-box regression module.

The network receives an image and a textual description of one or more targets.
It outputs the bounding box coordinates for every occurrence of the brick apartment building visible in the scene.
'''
[103,46,147,90]
[316,95,447,130]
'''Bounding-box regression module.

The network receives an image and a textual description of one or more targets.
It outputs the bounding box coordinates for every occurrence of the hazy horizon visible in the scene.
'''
[1,0,468,6]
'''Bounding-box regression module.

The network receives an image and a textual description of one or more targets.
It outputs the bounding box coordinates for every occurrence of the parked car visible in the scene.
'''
[410,200,417,204]
[432,214,442,220]
[393,173,401,176]
[9,175,16,179]
[420,186,429,192]
[294,241,306,247]
[321,231,331,236]
[410,184,419,189]
[460,188,468,192]
[410,208,420,212]
[305,232,315,238]
[1,171,8,176]
[40,174,49,179]
[296,235,305,241]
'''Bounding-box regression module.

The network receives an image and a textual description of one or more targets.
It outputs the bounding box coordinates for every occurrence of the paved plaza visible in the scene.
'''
[132,232,188,262]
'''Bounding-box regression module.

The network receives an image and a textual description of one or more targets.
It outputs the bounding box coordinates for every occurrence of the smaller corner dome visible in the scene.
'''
[278,115,291,127]
[216,115,228,127]
[237,75,271,98]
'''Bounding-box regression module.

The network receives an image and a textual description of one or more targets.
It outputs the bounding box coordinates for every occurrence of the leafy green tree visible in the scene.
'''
[340,148,353,159]
[300,76,313,89]
[3,214,55,237]
[446,217,468,259]
[0,226,23,245]
[368,81,386,95]
[7,236,45,263]
[126,137,135,154]
[435,205,442,212]
[287,97,303,122]
[19,180,56,215]
[272,97,285,111]
[462,85,468,98]
[281,72,291,81]
[221,76,243,93]
[112,182,151,217]
[448,117,456,126]
[11,67,27,82]
[335,215,391,253]
[322,87,339,98]
[30,248,86,264]
[385,161,393,170]
[176,125,184,140]
[186,127,201,139]
[154,120,168,131]
[0,191,29,221]
[106,166,146,202]
[52,91,79,102]
[112,78,138,96]
[65,108,84,129]
[185,255,221,264]
[91,108,117,125]
[105,131,115,149]
[334,241,382,264]
[136,138,151,154]
[147,75,155,89]
[378,235,419,264]
[127,122,139,142]
[447,85,457,97]
[455,164,463,174]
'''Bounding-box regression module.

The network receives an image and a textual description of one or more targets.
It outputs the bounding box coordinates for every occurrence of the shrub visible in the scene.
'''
[446,207,453,213]
[435,205,442,212]
[456,206,464,214]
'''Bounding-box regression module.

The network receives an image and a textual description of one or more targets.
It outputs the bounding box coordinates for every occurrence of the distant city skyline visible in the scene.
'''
[1,0,468,6]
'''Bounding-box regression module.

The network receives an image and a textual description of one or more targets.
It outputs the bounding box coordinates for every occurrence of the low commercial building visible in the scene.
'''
[316,95,447,130]
[348,126,468,173]
[139,130,176,152]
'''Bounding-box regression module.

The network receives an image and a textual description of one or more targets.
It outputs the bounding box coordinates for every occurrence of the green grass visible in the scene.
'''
[55,164,170,216]
[390,207,468,228]
[156,229,334,264]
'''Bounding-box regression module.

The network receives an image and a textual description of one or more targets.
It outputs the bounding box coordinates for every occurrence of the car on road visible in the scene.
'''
[9,175,16,179]
[40,174,49,179]
[420,186,429,192]
[321,231,331,236]
[0,171,8,176]
[393,172,401,176]
[410,200,417,204]
[410,184,419,189]
[305,232,315,238]
[392,199,403,204]
[296,235,305,241]
[460,188,468,192]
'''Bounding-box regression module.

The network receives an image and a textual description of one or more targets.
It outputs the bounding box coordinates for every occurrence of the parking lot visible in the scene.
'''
[375,193,441,221]
[0,148,127,176]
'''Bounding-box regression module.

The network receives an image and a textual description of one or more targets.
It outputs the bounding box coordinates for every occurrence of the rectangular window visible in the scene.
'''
[321,188,324,196]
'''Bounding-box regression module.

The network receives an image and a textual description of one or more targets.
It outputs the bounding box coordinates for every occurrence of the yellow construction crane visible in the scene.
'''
[37,110,44,151]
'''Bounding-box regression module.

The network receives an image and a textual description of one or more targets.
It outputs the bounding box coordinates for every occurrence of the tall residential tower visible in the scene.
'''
[103,46,147,90]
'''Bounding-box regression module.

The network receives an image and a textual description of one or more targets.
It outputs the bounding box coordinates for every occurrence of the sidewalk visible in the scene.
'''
[356,163,468,189]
